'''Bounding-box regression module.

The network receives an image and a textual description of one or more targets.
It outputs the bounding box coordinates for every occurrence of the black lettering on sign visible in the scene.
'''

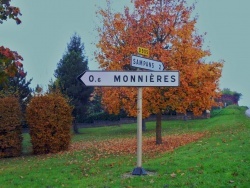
[157,75,162,82]
[139,60,143,65]
[164,75,169,82]
[133,58,136,65]
[138,75,143,82]
[150,74,154,82]
[149,62,152,68]
[131,75,136,82]
[89,75,94,82]
[114,75,121,82]
[171,75,176,82]
[123,75,128,82]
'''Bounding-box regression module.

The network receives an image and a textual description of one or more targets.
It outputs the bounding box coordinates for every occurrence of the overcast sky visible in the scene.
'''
[1,0,250,107]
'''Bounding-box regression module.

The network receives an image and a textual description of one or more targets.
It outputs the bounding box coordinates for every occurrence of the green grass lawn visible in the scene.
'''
[0,106,250,187]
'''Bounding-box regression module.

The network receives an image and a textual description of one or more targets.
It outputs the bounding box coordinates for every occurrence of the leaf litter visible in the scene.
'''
[69,132,206,156]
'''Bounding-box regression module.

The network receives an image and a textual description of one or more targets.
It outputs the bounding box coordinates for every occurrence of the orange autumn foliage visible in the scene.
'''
[0,97,22,158]
[69,132,206,157]
[26,93,73,155]
[95,0,223,118]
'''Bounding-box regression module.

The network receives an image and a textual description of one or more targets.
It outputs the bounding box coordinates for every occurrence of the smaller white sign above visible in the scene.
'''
[131,55,164,71]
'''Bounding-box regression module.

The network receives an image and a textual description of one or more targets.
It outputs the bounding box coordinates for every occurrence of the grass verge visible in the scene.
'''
[0,106,249,187]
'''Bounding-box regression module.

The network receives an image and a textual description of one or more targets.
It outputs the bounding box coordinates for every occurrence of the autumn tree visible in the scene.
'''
[0,61,32,114]
[0,0,22,24]
[0,0,22,85]
[96,0,223,144]
[0,47,24,86]
[221,88,242,106]
[54,33,93,124]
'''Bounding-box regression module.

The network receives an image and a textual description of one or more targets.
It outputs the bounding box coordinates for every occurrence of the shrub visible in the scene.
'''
[0,97,22,158]
[26,93,73,155]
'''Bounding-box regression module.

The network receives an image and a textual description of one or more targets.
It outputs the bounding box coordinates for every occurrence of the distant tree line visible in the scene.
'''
[220,88,242,106]
[1,32,243,131]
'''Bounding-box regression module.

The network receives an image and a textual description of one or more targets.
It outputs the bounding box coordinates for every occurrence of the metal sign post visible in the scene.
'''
[132,86,147,175]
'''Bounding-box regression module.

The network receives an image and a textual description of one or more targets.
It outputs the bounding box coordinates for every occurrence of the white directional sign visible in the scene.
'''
[131,55,164,71]
[78,71,179,87]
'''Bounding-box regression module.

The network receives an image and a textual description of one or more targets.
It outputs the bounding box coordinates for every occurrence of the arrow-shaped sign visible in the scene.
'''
[78,71,179,87]
[131,55,164,71]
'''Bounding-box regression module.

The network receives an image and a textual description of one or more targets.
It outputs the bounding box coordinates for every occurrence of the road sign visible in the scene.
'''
[137,47,149,57]
[131,55,164,71]
[78,71,179,87]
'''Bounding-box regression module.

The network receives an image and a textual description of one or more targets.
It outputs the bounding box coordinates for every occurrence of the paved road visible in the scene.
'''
[246,108,250,118]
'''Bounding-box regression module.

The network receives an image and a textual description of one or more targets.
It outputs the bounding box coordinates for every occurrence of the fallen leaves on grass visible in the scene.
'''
[170,172,177,178]
[69,132,206,156]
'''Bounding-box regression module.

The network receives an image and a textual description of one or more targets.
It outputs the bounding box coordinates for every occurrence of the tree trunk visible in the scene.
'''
[142,119,146,132]
[73,119,80,134]
[156,112,162,145]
